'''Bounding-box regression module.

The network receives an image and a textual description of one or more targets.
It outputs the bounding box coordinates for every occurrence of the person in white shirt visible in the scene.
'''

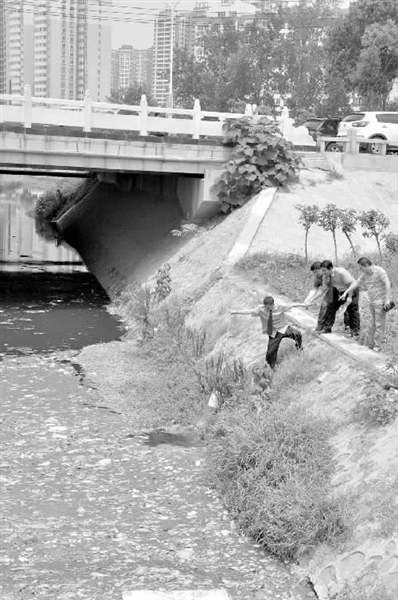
[231,295,304,369]
[341,257,392,352]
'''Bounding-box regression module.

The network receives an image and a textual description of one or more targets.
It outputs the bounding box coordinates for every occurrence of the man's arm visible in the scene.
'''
[380,270,391,305]
[304,288,323,306]
[231,308,259,316]
[279,302,306,313]
[340,273,363,301]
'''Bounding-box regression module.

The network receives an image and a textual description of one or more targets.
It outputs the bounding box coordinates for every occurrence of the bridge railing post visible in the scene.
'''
[83,91,91,133]
[193,99,201,140]
[24,84,32,128]
[139,94,148,136]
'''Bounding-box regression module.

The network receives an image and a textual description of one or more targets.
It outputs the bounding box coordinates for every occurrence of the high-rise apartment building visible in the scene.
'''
[1,0,111,101]
[152,8,191,106]
[111,45,153,93]
[0,0,34,94]
[152,1,257,105]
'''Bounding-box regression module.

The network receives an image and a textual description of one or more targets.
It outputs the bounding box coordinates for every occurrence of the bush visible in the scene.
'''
[217,116,301,213]
[383,232,398,254]
[334,577,395,600]
[352,380,398,427]
[206,400,344,561]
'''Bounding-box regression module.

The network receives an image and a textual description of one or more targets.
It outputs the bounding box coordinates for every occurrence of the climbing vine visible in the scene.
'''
[217,116,301,213]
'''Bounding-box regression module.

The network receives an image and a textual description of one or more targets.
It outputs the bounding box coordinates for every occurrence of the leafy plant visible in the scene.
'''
[339,208,358,258]
[383,231,398,254]
[295,204,320,263]
[359,209,390,261]
[318,203,341,264]
[153,263,172,302]
[352,380,398,427]
[217,117,301,213]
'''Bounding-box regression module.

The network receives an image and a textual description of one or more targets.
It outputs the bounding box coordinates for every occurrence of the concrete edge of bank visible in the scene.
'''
[226,188,277,266]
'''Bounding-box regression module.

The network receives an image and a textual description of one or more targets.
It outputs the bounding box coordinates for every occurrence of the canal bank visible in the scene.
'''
[0,175,316,599]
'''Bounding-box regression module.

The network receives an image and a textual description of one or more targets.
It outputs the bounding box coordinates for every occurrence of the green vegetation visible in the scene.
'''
[352,379,398,426]
[205,354,345,561]
[295,204,394,265]
[217,117,301,213]
[335,576,396,600]
[236,251,398,359]
[34,177,98,243]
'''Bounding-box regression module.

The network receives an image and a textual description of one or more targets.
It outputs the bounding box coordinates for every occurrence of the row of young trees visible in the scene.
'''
[295,204,395,263]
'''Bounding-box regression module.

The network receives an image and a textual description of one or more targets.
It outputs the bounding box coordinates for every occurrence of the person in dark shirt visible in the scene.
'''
[304,261,350,333]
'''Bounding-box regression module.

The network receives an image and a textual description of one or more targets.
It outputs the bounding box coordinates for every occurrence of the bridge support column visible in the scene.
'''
[177,168,223,221]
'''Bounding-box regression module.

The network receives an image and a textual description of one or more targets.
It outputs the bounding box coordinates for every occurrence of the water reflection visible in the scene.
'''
[0,176,84,273]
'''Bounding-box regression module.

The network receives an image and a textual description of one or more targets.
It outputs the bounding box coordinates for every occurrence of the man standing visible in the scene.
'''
[231,295,304,369]
[341,257,392,352]
[305,260,360,337]
[304,261,350,332]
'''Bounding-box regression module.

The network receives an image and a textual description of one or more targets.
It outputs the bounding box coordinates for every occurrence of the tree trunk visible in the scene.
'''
[344,232,357,258]
[332,230,338,265]
[304,229,309,263]
[375,234,383,263]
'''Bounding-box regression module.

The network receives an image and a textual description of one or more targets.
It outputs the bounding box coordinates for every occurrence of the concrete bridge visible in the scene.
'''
[0,86,316,221]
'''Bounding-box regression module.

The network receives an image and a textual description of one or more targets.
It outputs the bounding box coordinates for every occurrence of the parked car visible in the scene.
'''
[303,117,341,149]
[337,111,398,154]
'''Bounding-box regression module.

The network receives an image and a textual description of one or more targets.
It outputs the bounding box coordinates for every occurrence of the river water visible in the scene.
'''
[0,176,123,356]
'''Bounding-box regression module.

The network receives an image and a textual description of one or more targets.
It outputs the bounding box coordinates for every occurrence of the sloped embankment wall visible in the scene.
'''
[61,175,189,292]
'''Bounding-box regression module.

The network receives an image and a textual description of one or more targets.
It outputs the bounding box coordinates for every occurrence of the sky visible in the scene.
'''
[111,0,197,49]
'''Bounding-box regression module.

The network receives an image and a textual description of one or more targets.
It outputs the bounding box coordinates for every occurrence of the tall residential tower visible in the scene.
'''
[1,0,112,100]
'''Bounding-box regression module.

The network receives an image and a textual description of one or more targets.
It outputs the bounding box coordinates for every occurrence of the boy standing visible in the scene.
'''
[231,296,304,369]
[341,257,392,351]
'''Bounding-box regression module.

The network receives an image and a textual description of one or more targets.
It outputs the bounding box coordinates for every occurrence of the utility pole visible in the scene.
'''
[165,1,180,108]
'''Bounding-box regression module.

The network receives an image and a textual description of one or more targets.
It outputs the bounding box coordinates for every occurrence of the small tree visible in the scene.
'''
[295,204,320,263]
[339,208,358,257]
[318,204,341,265]
[359,209,390,261]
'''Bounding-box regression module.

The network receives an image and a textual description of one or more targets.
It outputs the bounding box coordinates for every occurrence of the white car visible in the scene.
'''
[337,111,398,154]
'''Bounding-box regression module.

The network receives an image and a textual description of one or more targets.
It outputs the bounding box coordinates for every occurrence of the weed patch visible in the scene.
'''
[334,576,395,600]
[352,380,398,427]
[206,400,344,561]
[205,348,346,562]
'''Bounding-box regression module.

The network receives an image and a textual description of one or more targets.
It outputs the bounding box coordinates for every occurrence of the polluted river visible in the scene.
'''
[0,176,315,600]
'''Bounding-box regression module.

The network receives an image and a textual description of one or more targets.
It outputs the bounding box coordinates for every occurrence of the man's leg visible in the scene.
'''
[368,304,376,348]
[346,289,360,336]
[373,304,387,349]
[266,333,284,370]
[321,287,341,332]
[285,325,303,350]
[316,297,328,331]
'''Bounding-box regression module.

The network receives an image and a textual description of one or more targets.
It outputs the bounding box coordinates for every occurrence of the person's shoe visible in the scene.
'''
[351,331,360,340]
[373,345,382,353]
[319,328,332,334]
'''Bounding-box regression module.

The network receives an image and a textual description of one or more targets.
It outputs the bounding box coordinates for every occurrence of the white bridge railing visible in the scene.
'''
[0,86,251,139]
[0,85,316,146]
